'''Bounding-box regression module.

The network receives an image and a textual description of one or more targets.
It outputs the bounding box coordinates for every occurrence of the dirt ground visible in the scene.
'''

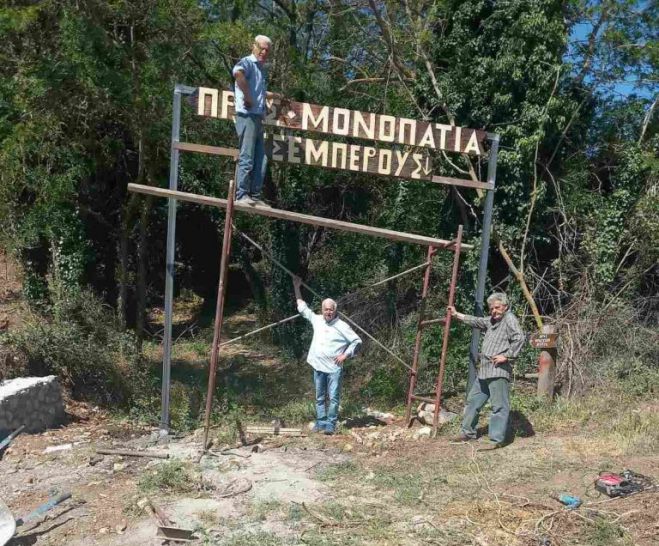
[1,406,658,546]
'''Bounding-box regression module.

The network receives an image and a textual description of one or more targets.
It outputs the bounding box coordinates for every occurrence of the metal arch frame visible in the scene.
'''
[155,84,499,435]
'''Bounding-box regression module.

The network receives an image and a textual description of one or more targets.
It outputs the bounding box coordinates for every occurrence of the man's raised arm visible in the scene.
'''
[447,305,489,330]
[293,276,304,305]
[293,277,313,321]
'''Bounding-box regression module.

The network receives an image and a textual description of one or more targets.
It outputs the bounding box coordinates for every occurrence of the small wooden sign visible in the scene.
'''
[529,333,559,349]
[194,87,488,156]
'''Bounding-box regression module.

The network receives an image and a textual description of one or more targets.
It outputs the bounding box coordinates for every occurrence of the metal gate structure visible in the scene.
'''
[127,83,500,445]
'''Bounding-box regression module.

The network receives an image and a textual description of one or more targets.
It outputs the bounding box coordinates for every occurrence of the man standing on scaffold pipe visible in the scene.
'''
[232,34,282,208]
[293,277,362,435]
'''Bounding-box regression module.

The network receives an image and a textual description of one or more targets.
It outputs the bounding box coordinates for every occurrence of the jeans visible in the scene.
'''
[313,368,342,429]
[461,377,510,443]
[235,113,267,200]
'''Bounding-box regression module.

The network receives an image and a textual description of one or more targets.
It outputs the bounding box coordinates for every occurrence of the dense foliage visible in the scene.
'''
[1,0,657,407]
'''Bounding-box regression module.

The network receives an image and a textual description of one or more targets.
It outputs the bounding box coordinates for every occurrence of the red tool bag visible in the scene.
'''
[595,470,655,497]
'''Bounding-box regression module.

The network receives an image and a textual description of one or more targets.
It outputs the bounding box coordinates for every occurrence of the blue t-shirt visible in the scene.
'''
[232,54,268,115]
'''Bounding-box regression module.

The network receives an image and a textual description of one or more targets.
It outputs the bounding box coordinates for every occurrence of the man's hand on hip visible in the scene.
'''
[491,355,508,366]
[334,353,348,366]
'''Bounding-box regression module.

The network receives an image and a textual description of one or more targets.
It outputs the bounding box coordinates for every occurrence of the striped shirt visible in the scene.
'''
[298,301,362,374]
[462,311,525,380]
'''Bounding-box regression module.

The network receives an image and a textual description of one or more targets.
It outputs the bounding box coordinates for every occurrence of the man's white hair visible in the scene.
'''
[487,292,509,306]
[322,298,337,311]
[254,35,273,46]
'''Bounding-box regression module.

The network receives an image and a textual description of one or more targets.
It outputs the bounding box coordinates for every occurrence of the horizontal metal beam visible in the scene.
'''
[127,183,473,250]
[172,141,493,191]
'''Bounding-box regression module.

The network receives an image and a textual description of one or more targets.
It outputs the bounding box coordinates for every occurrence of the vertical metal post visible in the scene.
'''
[432,225,463,435]
[404,246,436,425]
[467,134,499,392]
[202,169,238,450]
[160,86,184,434]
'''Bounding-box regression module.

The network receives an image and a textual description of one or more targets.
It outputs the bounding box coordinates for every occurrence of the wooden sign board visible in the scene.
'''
[265,133,435,182]
[529,333,559,349]
[195,87,488,156]
[172,141,493,189]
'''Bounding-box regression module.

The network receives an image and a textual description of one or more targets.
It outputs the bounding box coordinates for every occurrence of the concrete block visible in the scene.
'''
[0,376,66,434]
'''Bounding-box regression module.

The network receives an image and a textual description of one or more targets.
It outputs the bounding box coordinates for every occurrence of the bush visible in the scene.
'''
[138,460,197,494]
[557,298,659,395]
[2,287,141,405]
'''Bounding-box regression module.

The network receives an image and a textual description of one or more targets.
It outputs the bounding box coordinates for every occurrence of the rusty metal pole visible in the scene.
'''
[202,174,237,450]
[537,324,557,400]
[432,225,463,435]
[404,246,436,425]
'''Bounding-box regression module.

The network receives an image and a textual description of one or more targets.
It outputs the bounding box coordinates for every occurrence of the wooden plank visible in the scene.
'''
[96,448,169,459]
[172,141,493,190]
[174,141,238,158]
[410,395,436,404]
[420,318,447,327]
[244,426,303,437]
[127,183,473,250]
[431,174,494,190]
[194,87,489,156]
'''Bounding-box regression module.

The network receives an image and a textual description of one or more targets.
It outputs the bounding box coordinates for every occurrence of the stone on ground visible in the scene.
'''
[0,376,66,434]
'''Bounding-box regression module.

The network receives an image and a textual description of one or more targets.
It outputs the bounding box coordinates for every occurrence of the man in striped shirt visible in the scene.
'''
[448,292,525,446]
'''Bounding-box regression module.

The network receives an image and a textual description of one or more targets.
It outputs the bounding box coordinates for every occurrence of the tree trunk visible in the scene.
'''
[117,194,139,330]
[237,243,268,312]
[135,195,152,351]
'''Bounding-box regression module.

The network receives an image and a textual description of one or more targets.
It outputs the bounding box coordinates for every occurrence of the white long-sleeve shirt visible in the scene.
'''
[297,301,362,373]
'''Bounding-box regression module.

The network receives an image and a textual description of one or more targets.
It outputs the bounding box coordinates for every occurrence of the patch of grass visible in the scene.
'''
[196,509,219,527]
[247,500,283,521]
[587,518,634,546]
[272,399,315,424]
[370,470,425,505]
[510,386,659,455]
[317,501,348,522]
[409,523,465,544]
[299,500,406,545]
[287,503,303,522]
[294,531,361,546]
[223,530,292,546]
[609,407,659,454]
[370,467,450,505]
[138,460,197,494]
[316,461,359,482]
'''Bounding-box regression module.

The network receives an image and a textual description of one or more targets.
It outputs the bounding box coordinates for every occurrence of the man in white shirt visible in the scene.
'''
[293,277,362,435]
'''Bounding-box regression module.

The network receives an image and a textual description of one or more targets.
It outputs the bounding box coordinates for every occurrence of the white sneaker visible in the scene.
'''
[251,198,272,208]
[236,195,254,206]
